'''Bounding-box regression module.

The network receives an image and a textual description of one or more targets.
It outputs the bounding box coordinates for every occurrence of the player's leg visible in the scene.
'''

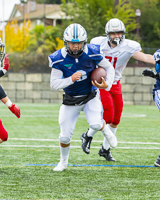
[154,90,160,111]
[153,90,160,167]
[80,89,114,148]
[54,105,81,171]
[99,82,123,161]
[81,92,117,154]
[0,119,8,144]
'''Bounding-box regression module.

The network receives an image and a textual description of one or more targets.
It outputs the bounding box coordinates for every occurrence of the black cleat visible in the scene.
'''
[154,156,160,167]
[98,146,116,161]
[80,131,92,154]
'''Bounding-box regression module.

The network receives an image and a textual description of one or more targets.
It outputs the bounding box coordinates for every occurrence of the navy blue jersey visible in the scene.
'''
[49,44,104,96]
[152,79,160,95]
[152,62,160,96]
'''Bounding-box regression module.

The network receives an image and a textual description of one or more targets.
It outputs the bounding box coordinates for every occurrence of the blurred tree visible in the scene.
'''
[22,24,64,72]
[27,24,63,54]
[0,31,2,40]
[61,0,136,41]
[5,19,31,53]
[36,0,61,4]
[131,0,160,48]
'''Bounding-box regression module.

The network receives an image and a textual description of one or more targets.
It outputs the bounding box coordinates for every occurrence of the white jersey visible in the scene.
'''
[90,37,142,84]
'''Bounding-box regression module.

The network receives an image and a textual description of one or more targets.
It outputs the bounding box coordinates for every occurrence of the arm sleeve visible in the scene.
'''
[98,57,115,91]
[50,68,74,90]
[0,85,7,99]
[0,70,5,78]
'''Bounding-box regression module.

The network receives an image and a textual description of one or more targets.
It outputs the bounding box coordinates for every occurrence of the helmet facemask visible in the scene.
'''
[107,32,125,46]
[64,41,86,56]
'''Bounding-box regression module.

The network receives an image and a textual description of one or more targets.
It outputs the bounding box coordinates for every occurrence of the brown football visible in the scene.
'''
[91,67,107,84]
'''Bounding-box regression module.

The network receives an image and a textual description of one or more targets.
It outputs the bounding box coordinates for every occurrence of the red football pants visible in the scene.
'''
[100,81,123,125]
[0,119,8,141]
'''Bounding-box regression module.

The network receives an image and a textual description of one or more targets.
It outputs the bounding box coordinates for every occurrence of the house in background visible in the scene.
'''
[8,0,67,28]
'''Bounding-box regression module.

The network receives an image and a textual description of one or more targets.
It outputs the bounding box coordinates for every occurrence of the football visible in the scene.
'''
[91,67,107,84]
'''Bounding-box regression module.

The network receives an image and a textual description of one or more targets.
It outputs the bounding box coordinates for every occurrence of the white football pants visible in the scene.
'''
[58,92,103,144]
[154,90,160,112]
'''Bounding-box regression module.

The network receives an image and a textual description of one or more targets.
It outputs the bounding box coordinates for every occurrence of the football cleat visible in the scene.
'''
[53,161,68,171]
[80,131,92,154]
[98,146,116,161]
[154,156,160,167]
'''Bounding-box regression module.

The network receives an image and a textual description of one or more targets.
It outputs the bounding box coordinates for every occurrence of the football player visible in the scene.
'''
[142,49,160,167]
[49,23,116,171]
[0,38,20,144]
[81,18,155,161]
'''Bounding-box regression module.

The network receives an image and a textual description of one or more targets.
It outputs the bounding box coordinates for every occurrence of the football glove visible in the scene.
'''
[9,104,21,118]
[3,53,9,71]
[142,69,159,79]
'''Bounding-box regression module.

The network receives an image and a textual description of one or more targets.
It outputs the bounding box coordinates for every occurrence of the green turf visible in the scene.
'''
[0,103,160,199]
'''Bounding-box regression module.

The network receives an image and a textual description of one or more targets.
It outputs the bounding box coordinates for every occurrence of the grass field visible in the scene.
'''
[0,103,160,199]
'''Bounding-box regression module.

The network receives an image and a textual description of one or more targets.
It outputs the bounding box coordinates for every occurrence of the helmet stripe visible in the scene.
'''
[71,24,79,42]
[74,24,77,39]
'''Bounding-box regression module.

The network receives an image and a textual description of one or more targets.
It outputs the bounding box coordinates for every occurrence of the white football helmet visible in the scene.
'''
[105,18,126,45]
[0,38,5,62]
[63,23,87,56]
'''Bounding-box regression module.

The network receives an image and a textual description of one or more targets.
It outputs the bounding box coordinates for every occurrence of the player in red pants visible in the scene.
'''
[81,18,155,161]
[0,38,20,144]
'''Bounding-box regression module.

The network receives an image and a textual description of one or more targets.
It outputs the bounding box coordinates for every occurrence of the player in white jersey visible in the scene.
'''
[81,18,155,161]
[48,23,117,171]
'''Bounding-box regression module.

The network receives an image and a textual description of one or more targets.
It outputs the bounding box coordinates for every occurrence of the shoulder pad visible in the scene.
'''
[87,43,101,54]
[90,36,106,45]
[48,49,63,68]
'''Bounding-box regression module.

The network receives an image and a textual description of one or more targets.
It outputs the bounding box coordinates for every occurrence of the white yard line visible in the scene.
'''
[9,138,160,145]
[1,144,160,149]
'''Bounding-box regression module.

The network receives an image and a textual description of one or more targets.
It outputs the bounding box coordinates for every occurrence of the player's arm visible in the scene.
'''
[0,86,20,118]
[142,69,160,79]
[0,53,9,78]
[50,68,81,90]
[93,57,115,90]
[132,51,155,65]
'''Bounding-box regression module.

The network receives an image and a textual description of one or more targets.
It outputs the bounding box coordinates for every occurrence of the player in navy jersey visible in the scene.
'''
[142,49,160,167]
[0,38,20,145]
[48,23,116,171]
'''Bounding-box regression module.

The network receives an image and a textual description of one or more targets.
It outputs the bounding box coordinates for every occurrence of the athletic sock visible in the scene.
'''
[108,124,117,135]
[60,145,70,163]
[87,128,97,137]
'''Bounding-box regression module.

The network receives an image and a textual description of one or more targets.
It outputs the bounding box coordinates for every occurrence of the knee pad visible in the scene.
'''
[0,119,8,141]
[90,124,102,131]
[59,136,70,144]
